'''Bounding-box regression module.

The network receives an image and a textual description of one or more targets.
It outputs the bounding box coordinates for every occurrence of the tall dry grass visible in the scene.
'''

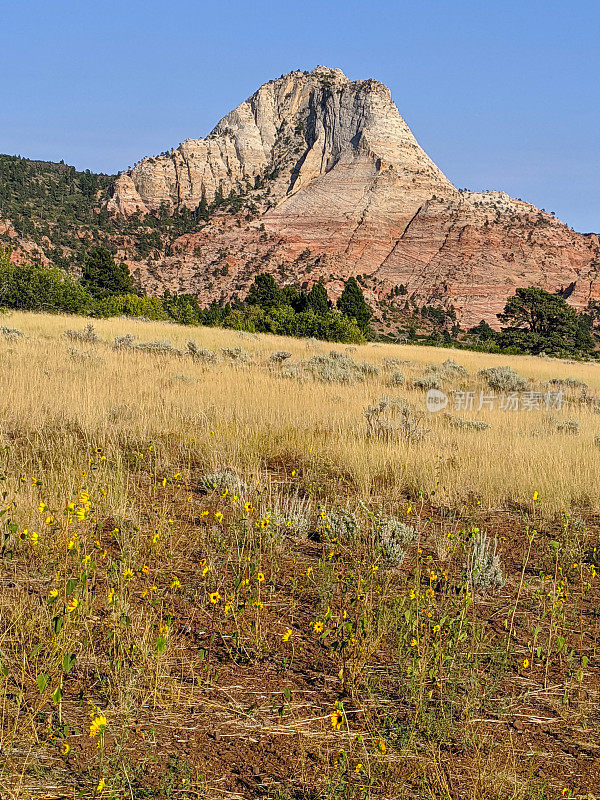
[1,310,600,515]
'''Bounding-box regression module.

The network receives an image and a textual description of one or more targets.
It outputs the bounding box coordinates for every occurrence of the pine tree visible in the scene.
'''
[81,246,135,299]
[306,281,330,313]
[196,194,209,221]
[245,273,283,310]
[336,277,371,331]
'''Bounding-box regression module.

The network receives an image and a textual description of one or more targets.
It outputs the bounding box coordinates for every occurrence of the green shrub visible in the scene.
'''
[0,248,94,314]
[96,293,168,320]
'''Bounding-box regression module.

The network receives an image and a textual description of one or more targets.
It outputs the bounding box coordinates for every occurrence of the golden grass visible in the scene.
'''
[2,309,600,515]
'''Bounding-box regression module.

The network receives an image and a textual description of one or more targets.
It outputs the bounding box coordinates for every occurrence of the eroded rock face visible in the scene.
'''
[109,66,600,327]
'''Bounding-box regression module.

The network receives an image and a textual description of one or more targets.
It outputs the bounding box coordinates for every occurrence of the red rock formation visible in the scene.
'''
[109,67,600,327]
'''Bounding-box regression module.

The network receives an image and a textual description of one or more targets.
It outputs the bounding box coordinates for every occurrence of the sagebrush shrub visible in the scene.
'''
[135,340,181,355]
[292,351,379,384]
[548,377,587,389]
[364,397,429,442]
[187,341,218,363]
[446,415,490,431]
[412,376,441,391]
[323,508,359,541]
[268,494,312,538]
[377,517,417,565]
[0,325,23,339]
[65,323,99,343]
[424,359,468,382]
[113,334,136,350]
[555,418,580,434]
[467,532,504,589]
[386,371,406,387]
[198,471,247,495]
[270,350,292,363]
[221,346,250,363]
[478,366,528,392]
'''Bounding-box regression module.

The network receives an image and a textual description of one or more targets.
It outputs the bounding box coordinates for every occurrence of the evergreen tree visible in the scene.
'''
[245,273,283,310]
[498,287,595,355]
[469,319,496,341]
[336,276,372,331]
[196,194,209,221]
[306,281,330,313]
[81,246,135,299]
[282,285,308,312]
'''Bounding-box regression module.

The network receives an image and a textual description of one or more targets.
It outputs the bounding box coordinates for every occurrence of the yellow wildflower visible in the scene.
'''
[282,628,292,642]
[313,621,324,634]
[257,572,265,583]
[96,778,106,793]
[209,591,221,604]
[122,568,134,582]
[170,576,181,590]
[62,742,71,755]
[90,715,107,738]
[30,531,40,545]
[67,598,79,613]
[107,588,115,605]
[331,709,343,730]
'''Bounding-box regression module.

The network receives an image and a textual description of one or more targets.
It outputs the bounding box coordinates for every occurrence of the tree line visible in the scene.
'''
[1,245,597,357]
[0,247,372,344]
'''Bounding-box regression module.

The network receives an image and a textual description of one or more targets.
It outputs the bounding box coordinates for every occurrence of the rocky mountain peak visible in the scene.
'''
[108,66,454,218]
[106,67,600,328]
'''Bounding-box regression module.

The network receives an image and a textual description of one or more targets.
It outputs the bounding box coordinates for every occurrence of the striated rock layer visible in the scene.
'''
[109,67,600,327]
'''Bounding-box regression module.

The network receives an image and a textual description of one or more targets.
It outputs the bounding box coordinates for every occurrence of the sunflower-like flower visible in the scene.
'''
[331,709,343,730]
[89,715,107,738]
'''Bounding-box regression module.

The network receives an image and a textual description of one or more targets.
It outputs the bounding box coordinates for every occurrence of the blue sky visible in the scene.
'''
[1,0,598,232]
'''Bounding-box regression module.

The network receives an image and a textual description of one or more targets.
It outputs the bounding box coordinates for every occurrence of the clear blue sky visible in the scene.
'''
[1,0,598,232]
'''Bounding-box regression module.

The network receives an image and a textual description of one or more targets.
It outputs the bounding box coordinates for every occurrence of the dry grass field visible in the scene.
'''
[1,311,599,799]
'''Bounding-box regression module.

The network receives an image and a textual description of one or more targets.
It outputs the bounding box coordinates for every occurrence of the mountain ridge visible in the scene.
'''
[2,67,599,329]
